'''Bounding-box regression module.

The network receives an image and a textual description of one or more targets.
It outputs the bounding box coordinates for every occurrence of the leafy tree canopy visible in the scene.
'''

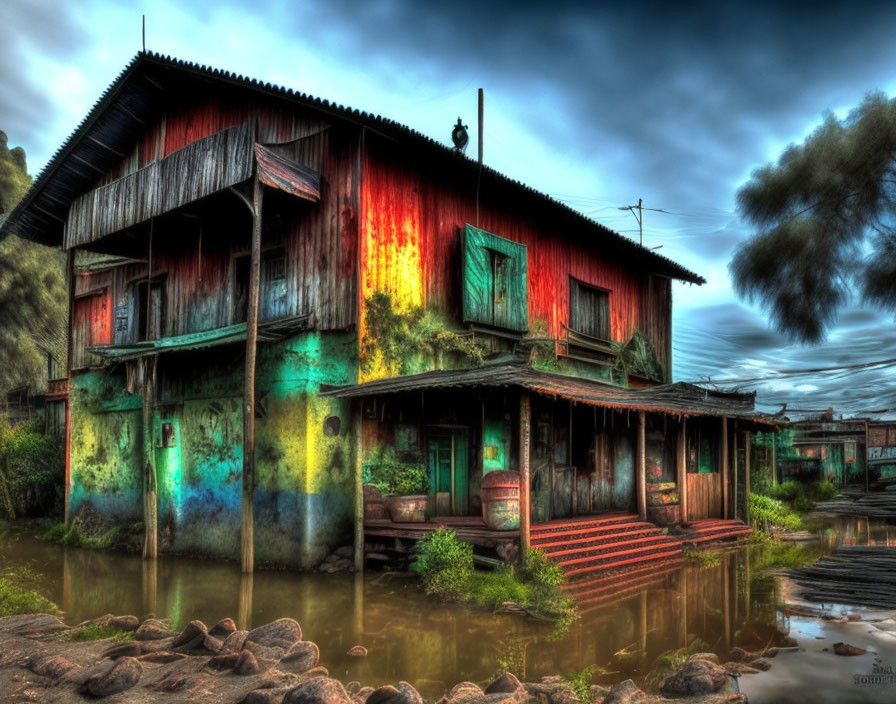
[0,132,66,393]
[731,92,896,343]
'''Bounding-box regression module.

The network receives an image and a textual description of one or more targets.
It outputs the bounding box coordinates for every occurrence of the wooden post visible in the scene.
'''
[732,427,739,520]
[744,431,752,512]
[519,393,531,556]
[865,420,870,493]
[677,417,687,524]
[353,405,364,572]
[771,432,777,486]
[242,177,263,574]
[142,355,158,559]
[721,416,729,519]
[63,249,75,527]
[637,411,647,520]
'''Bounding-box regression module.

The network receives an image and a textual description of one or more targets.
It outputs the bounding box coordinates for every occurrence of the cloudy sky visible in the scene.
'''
[3,0,896,418]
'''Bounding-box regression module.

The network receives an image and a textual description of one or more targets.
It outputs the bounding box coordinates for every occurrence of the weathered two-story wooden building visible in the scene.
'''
[1,53,771,574]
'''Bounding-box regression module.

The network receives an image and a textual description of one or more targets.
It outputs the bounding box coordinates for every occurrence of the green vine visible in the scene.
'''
[611,330,664,383]
[361,292,487,375]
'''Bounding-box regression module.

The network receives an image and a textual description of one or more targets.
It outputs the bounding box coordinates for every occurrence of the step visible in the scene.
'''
[556,538,681,568]
[564,545,683,578]
[531,522,660,549]
[530,520,652,542]
[533,526,659,551]
[531,513,637,534]
[542,534,674,560]
[682,528,753,544]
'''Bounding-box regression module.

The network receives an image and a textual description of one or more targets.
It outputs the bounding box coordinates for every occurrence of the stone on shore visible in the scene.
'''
[688,652,721,665]
[485,673,524,694]
[246,618,303,650]
[440,681,487,704]
[83,656,142,696]
[661,658,732,696]
[210,617,238,638]
[282,676,353,704]
[235,650,263,675]
[29,655,80,679]
[833,642,866,656]
[134,618,175,640]
[347,645,368,657]
[223,629,249,652]
[109,614,140,631]
[280,641,320,674]
[102,641,143,659]
[602,679,647,704]
[171,619,208,647]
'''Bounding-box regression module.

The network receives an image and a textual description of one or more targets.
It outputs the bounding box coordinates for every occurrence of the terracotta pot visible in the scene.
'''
[386,495,429,523]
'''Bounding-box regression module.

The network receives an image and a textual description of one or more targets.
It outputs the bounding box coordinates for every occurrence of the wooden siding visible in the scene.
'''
[360,138,671,370]
[71,289,112,369]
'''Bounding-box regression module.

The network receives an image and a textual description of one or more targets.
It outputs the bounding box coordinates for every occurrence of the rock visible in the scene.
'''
[223,629,249,652]
[334,545,354,558]
[109,615,140,631]
[355,687,376,703]
[727,647,752,663]
[833,642,867,656]
[301,666,330,678]
[346,682,362,695]
[207,652,241,671]
[779,636,798,647]
[30,655,79,679]
[283,677,353,704]
[246,618,303,650]
[485,673,524,695]
[137,652,187,664]
[210,617,238,638]
[760,647,779,658]
[847,613,863,622]
[135,619,174,640]
[244,639,286,660]
[347,645,368,657]
[204,634,224,652]
[103,641,143,659]
[688,652,721,665]
[84,657,142,697]
[602,679,647,704]
[235,650,263,675]
[366,685,405,704]
[750,658,772,671]
[280,641,320,674]
[152,672,199,692]
[661,659,731,697]
[723,662,761,676]
[171,619,208,647]
[444,682,487,704]
[243,689,295,704]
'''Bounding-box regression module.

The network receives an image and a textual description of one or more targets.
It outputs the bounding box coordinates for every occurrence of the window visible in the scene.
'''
[134,280,165,341]
[569,278,610,341]
[233,248,289,324]
[462,224,527,331]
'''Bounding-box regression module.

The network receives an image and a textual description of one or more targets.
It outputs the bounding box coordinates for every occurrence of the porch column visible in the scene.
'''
[519,393,531,555]
[63,249,74,527]
[677,417,687,524]
[721,416,730,519]
[142,355,158,559]
[732,427,738,520]
[637,411,647,520]
[242,177,263,573]
[771,432,777,486]
[745,431,752,509]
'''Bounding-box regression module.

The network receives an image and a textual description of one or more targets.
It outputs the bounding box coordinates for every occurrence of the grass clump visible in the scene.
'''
[43,521,142,552]
[563,665,597,702]
[750,533,823,570]
[41,522,66,542]
[748,493,803,534]
[765,480,839,513]
[413,530,578,632]
[683,547,721,567]
[0,566,61,617]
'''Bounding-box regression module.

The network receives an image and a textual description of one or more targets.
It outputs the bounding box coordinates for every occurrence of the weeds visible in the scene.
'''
[564,665,596,702]
[50,623,132,642]
[748,494,803,534]
[42,521,142,552]
[683,548,721,567]
[0,566,61,617]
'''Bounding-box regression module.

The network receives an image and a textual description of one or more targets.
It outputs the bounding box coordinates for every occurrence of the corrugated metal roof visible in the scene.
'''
[322,361,776,424]
[0,52,705,285]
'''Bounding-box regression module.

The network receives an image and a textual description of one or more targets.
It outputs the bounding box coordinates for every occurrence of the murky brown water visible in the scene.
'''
[2,517,893,699]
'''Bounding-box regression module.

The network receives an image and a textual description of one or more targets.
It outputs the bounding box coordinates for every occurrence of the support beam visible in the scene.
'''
[142,355,158,559]
[865,420,870,493]
[637,411,647,520]
[63,249,74,527]
[732,427,739,521]
[677,417,687,524]
[721,416,730,519]
[241,177,263,574]
[519,393,531,556]
[771,433,777,486]
[353,405,364,572]
[745,431,752,511]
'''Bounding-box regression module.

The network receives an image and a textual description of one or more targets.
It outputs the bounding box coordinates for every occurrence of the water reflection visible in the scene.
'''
[1,516,889,699]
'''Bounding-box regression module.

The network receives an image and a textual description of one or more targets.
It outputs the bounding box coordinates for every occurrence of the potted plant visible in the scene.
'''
[363,443,430,523]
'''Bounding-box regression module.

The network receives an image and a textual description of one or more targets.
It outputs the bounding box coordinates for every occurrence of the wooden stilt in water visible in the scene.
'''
[732,426,739,521]
[242,176,263,574]
[64,249,75,527]
[142,355,158,559]
[745,431,752,514]
[519,393,531,557]
[353,405,364,572]
[637,412,647,520]
[721,416,729,519]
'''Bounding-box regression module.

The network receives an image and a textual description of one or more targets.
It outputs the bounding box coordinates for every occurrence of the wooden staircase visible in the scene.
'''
[531,513,683,578]
[676,518,753,545]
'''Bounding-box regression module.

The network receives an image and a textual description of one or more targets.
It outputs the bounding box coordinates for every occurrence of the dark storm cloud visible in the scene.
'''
[0,2,83,167]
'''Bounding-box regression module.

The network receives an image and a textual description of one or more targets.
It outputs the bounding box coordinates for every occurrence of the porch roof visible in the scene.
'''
[323,361,778,425]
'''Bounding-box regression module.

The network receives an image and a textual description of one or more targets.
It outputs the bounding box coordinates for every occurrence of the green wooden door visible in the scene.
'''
[427,432,469,515]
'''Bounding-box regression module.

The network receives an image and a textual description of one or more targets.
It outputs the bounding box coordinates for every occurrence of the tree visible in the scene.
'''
[730,92,896,343]
[0,131,66,393]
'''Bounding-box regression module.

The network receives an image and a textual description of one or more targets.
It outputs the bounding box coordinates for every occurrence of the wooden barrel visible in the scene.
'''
[481,470,521,530]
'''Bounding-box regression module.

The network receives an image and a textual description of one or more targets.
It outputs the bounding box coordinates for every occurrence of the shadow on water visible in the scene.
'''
[1,516,890,698]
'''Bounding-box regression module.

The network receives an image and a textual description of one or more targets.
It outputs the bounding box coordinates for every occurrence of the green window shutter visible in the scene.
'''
[462,224,528,332]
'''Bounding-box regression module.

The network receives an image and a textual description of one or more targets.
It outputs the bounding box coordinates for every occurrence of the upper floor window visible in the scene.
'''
[569,278,610,341]
[462,224,527,332]
[233,247,289,324]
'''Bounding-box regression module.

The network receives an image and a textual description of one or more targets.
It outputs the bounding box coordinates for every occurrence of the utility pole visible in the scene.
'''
[619,198,644,246]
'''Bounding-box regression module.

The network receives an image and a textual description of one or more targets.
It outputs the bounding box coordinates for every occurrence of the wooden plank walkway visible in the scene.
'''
[786,546,896,609]
[814,492,896,519]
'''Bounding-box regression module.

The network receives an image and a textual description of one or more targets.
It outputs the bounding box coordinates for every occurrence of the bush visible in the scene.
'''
[521,547,564,588]
[766,481,803,502]
[807,480,838,502]
[748,493,803,534]
[412,528,473,599]
[363,443,429,496]
[0,567,61,616]
[0,418,64,518]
